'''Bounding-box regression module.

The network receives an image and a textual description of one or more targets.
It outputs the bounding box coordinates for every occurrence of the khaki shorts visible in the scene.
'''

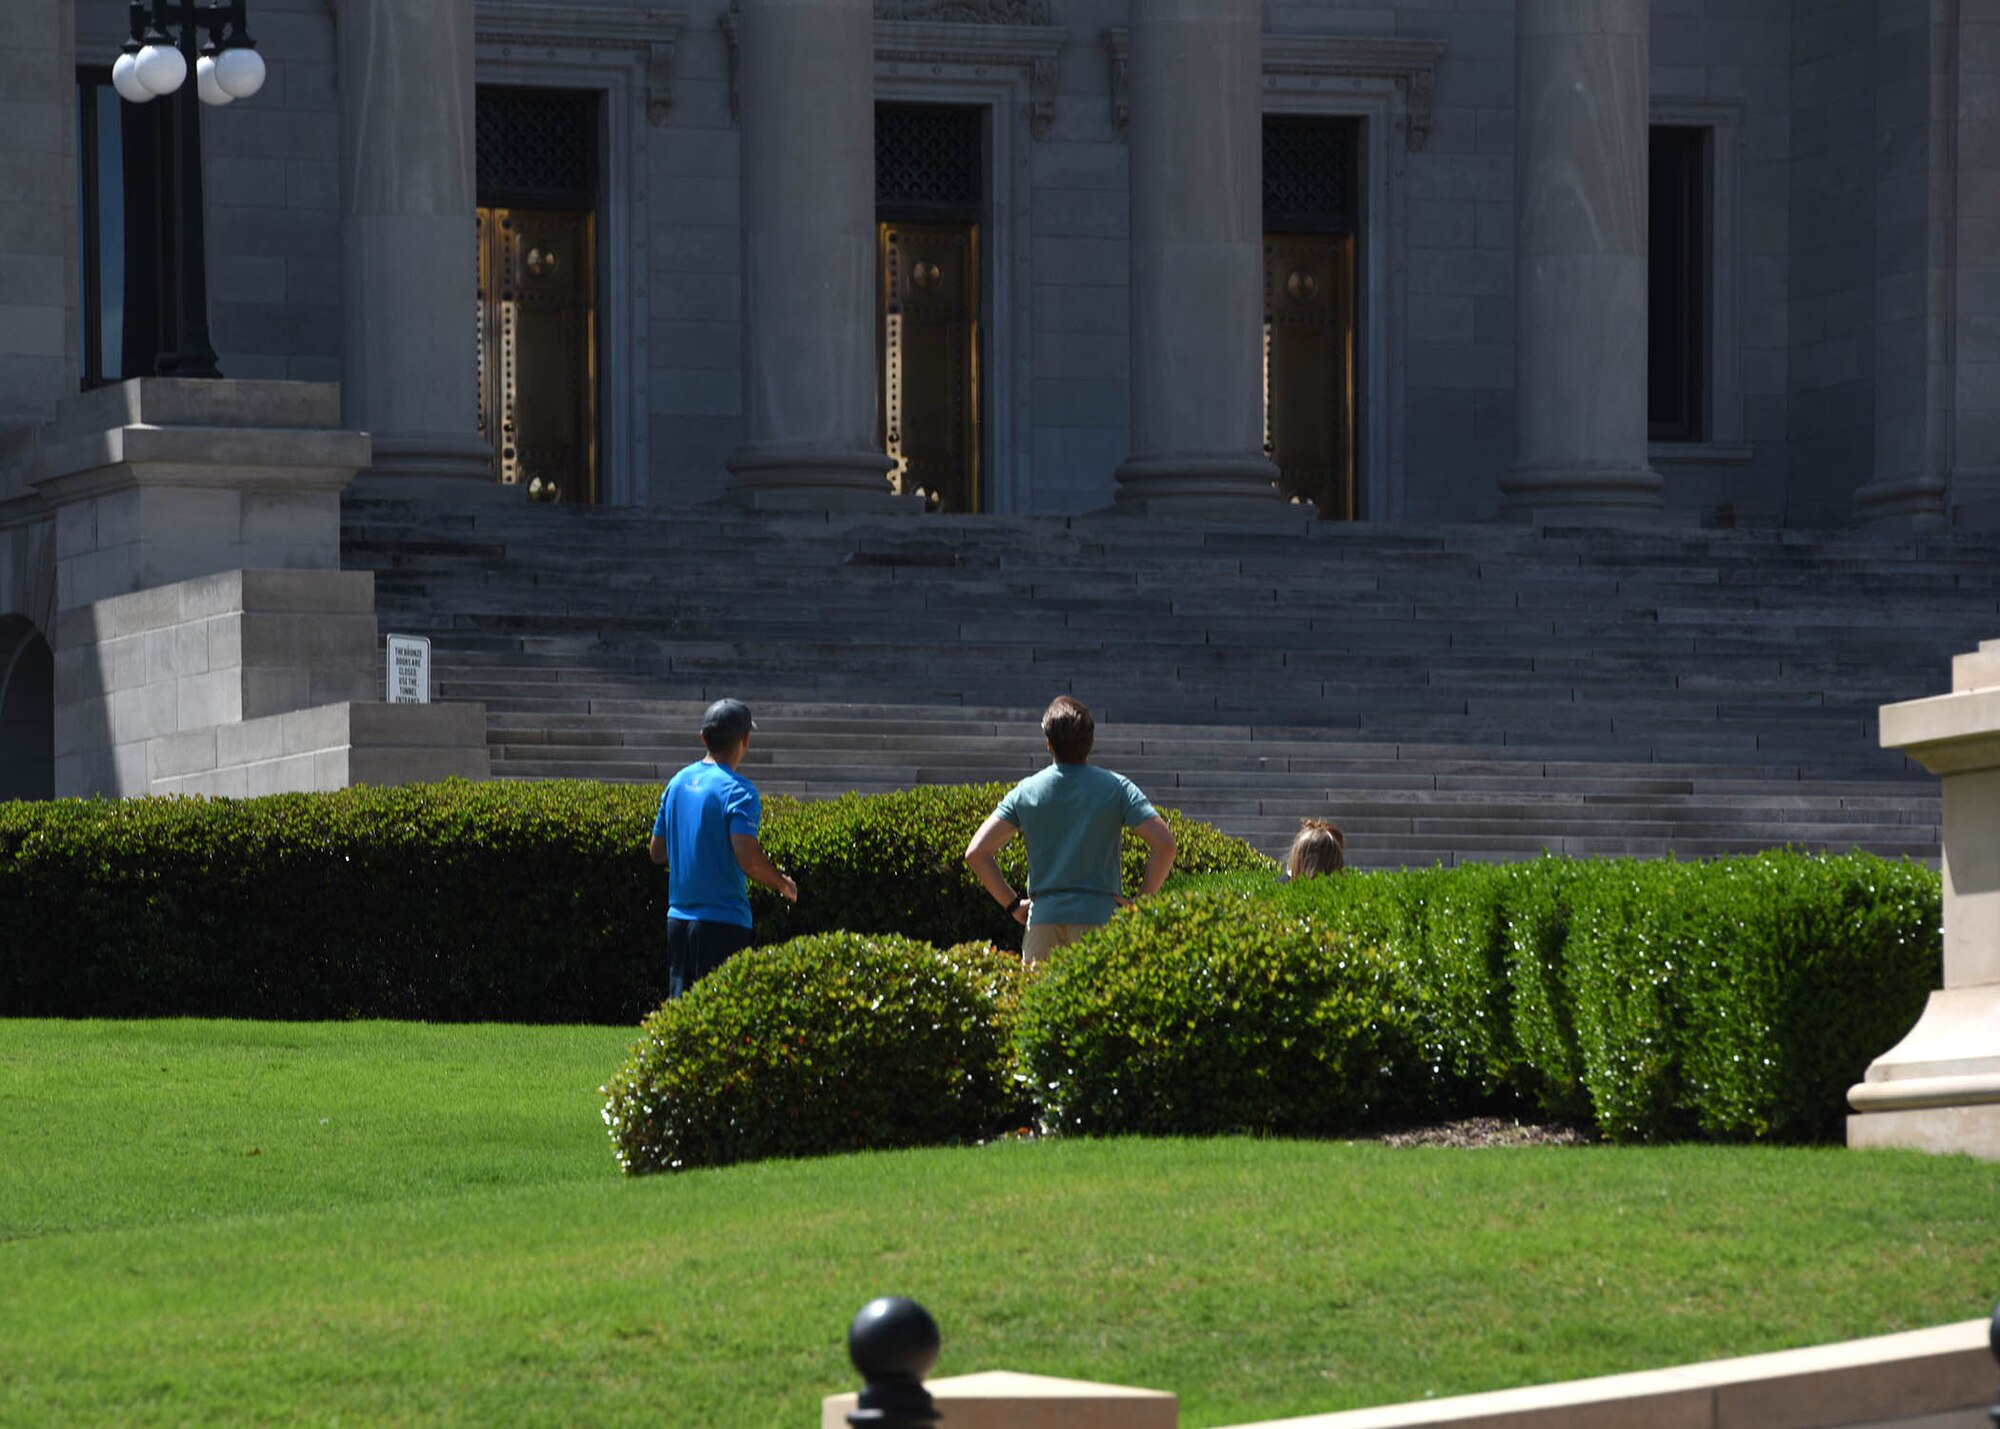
[1022,921,1095,965]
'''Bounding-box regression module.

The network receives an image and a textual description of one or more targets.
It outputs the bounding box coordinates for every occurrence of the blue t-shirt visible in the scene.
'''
[653,759,762,928]
[992,762,1157,928]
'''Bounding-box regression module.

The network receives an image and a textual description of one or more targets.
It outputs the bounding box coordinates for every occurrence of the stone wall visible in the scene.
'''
[0,1,78,430]
[51,568,378,794]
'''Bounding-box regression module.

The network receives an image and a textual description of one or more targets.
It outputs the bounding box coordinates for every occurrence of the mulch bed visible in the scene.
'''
[1376,1117,1597,1149]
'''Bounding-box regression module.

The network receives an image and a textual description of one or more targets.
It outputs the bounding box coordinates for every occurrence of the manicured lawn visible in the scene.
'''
[3,1020,1997,1428]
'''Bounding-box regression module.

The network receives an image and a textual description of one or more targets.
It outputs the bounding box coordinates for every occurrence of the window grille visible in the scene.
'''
[1262,116,1359,235]
[476,87,598,210]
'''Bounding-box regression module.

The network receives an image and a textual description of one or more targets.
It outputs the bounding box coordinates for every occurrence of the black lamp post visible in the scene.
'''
[109,0,266,379]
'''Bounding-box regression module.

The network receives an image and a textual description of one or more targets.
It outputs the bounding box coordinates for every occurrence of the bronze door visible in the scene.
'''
[476,207,598,503]
[879,221,980,513]
[1263,233,1356,520]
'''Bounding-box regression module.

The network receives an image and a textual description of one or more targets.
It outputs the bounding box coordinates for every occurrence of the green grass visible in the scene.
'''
[3,1021,1998,1428]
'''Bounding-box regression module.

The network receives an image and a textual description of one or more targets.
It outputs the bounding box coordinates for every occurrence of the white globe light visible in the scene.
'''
[196,55,232,106]
[110,51,153,104]
[213,46,266,100]
[135,42,187,97]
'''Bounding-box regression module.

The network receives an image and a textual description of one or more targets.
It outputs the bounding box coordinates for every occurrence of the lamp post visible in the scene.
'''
[108,0,266,380]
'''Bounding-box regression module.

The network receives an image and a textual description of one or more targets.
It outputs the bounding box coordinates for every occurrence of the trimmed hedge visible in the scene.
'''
[1014,892,1422,1136]
[1179,851,1941,1143]
[601,932,1024,1173]
[0,779,1267,1021]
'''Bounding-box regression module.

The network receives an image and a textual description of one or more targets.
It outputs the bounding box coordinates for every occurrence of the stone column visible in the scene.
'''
[722,0,897,510]
[1852,0,1952,532]
[336,0,493,484]
[1852,643,2000,1161]
[1502,0,1662,519]
[1111,0,1280,514]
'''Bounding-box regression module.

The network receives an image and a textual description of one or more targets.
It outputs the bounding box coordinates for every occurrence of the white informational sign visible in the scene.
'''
[386,634,431,705]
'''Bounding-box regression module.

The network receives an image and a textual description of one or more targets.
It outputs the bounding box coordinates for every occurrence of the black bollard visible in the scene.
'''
[846,1296,941,1428]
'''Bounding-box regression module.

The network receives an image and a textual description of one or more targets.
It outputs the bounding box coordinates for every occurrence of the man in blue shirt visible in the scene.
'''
[647,698,798,996]
[964,696,1177,963]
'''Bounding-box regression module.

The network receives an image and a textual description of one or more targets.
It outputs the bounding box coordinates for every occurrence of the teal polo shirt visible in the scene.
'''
[992,762,1158,928]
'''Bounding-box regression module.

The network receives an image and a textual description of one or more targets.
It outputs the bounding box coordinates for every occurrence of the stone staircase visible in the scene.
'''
[342,497,2000,869]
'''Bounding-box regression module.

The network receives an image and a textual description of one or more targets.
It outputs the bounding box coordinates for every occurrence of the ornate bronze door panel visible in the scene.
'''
[476,206,597,503]
[1263,233,1356,520]
[879,221,980,513]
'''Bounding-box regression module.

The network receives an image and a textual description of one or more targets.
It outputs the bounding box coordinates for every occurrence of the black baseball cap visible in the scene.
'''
[701,698,756,743]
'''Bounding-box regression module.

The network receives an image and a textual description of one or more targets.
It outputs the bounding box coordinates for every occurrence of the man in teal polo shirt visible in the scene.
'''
[964,695,1177,963]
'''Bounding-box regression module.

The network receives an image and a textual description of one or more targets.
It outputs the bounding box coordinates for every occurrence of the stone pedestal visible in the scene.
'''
[1501,0,1662,521]
[1849,643,2000,1160]
[0,378,490,799]
[336,0,494,485]
[1111,0,1279,515]
[25,380,367,609]
[722,0,899,511]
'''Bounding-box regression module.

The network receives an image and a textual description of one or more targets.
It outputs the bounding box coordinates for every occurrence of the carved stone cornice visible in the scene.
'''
[1102,28,1446,151]
[721,4,1065,137]
[474,2,688,124]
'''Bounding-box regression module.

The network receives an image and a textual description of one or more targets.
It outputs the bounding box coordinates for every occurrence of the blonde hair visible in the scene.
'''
[1285,818,1345,879]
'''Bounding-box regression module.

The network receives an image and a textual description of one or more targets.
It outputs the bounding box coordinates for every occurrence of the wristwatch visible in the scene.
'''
[1005,894,1025,914]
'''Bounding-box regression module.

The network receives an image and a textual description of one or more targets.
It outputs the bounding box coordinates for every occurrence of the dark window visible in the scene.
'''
[75,68,167,387]
[1649,125,1708,442]
[875,103,983,222]
[1262,115,1360,235]
[475,87,599,210]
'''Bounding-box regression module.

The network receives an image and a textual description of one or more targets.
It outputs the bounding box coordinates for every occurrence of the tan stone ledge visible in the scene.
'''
[823,1369,1175,1429]
[1215,1317,1993,1429]
[1879,687,2000,773]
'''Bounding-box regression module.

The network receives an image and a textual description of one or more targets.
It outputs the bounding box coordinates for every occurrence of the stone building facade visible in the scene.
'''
[6,0,1996,530]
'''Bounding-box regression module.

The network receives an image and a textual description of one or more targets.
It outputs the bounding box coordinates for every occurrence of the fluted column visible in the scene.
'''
[1111,0,1280,513]
[336,0,493,483]
[1502,0,1661,518]
[722,0,897,510]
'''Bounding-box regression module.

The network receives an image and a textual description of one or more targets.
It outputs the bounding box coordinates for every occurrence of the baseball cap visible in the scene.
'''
[701,698,756,743]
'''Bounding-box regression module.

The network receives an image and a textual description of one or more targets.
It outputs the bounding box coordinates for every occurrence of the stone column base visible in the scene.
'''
[1846,986,2000,1161]
[1847,1105,2000,1160]
[1851,474,1950,534]
[1111,454,1283,515]
[1500,464,1665,523]
[721,446,914,513]
[361,430,497,483]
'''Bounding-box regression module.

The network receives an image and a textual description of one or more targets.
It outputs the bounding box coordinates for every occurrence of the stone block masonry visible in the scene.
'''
[52,568,487,798]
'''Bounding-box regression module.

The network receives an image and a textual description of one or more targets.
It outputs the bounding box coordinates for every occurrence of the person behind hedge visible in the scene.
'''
[647,698,798,997]
[1284,818,1345,879]
[964,695,1177,964]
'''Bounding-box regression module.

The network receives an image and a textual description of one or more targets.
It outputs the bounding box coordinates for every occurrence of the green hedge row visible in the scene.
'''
[602,851,1941,1171]
[0,780,1267,1022]
[1216,853,1942,1142]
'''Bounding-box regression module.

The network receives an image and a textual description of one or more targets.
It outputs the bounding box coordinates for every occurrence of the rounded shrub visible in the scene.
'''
[600,932,1019,1174]
[1013,891,1424,1137]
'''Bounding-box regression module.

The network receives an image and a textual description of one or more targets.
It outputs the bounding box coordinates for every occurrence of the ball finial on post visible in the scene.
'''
[846,1297,941,1428]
